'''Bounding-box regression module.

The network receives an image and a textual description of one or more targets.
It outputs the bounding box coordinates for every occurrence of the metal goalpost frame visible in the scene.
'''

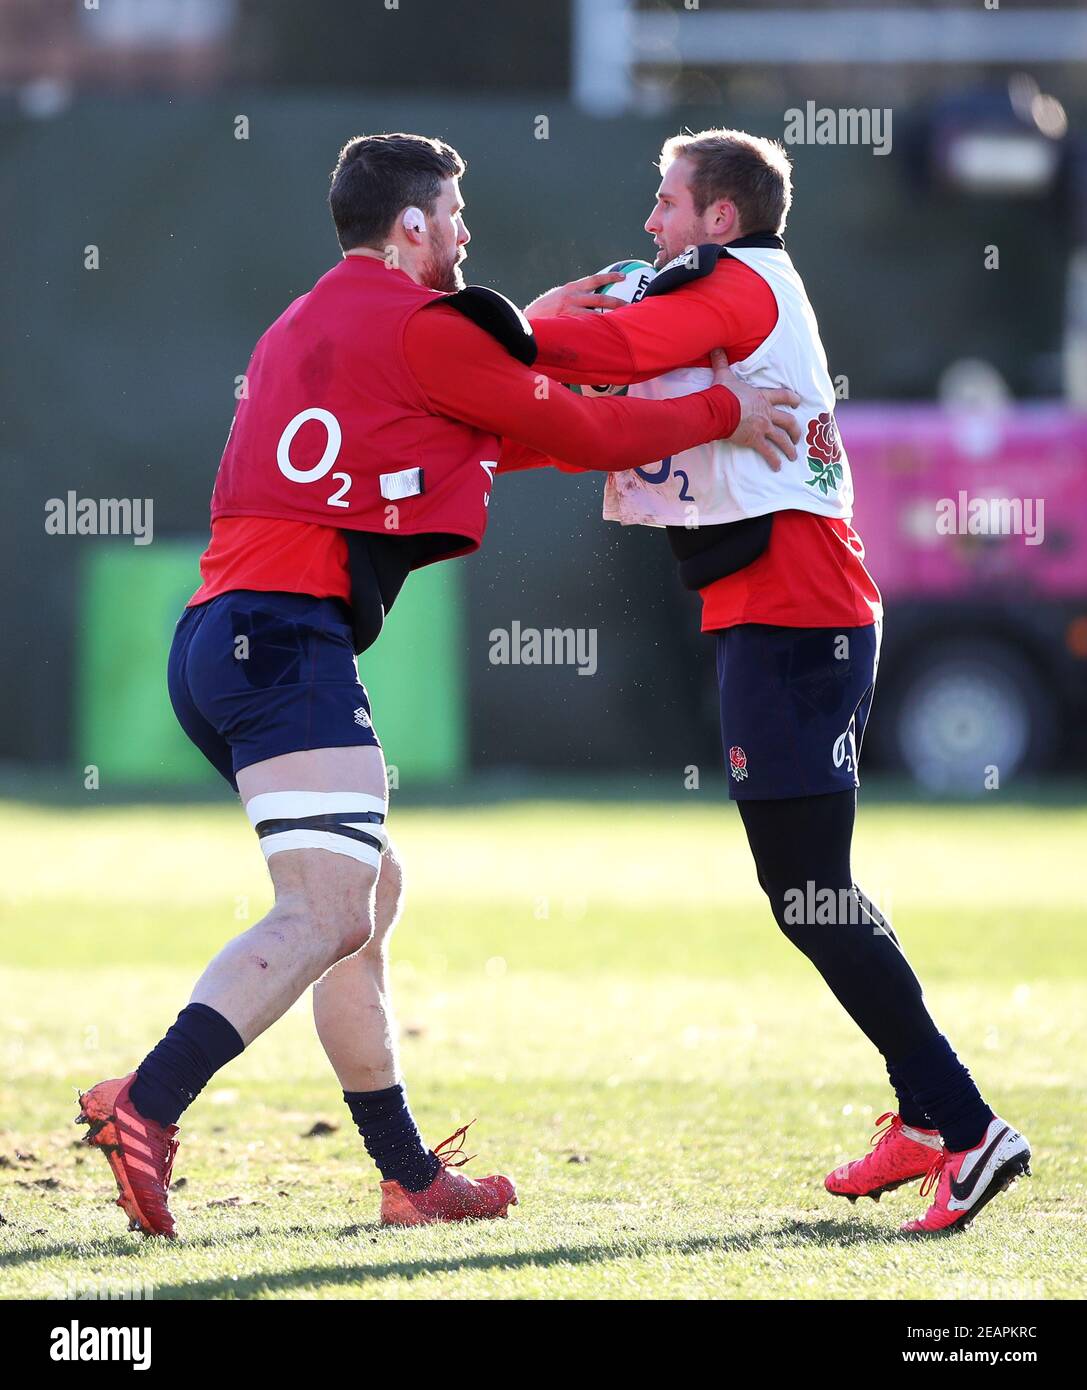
[572,1,1087,114]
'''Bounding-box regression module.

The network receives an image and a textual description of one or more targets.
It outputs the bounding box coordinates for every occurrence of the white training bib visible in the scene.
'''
[602,247,853,528]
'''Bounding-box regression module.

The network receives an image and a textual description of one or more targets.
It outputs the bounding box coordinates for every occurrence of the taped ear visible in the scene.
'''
[402,206,425,235]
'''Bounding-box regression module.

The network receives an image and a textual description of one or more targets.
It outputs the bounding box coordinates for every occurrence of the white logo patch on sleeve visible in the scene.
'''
[380,467,423,500]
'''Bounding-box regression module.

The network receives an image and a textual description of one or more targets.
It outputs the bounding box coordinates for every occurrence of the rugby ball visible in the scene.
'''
[568,259,656,397]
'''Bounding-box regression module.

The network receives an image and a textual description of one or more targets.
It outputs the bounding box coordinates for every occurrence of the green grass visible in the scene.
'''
[1,795,1084,1300]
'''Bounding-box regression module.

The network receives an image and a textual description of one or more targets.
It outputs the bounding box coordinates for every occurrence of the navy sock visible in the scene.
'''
[130,1003,244,1127]
[890,1034,992,1152]
[343,1084,440,1192]
[886,1060,936,1130]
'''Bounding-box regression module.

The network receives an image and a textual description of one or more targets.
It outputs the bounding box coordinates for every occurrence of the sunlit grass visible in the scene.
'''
[1,797,1083,1299]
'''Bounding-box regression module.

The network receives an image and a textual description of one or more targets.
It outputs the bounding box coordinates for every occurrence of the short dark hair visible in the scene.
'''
[328,132,466,252]
[661,128,792,235]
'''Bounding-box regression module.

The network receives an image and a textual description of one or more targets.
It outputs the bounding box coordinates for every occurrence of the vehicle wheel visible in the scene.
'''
[883,638,1056,794]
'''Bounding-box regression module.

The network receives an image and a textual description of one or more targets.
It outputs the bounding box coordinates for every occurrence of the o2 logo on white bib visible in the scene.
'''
[276,408,352,509]
[634,455,694,501]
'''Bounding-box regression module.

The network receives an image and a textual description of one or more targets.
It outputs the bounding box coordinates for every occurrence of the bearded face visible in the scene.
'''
[417,177,469,292]
[420,235,465,293]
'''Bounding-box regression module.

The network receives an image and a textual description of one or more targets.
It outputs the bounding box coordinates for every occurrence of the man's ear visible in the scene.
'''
[708,199,740,238]
[401,206,426,243]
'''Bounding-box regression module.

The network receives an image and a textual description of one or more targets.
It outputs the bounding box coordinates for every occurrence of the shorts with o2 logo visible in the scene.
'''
[715,621,880,801]
[167,589,381,792]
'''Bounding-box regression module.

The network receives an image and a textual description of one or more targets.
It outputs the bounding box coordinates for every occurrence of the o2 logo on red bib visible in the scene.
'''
[276,407,352,509]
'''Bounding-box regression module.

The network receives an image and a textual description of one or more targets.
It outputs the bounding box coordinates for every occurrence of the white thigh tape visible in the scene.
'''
[244,791,389,868]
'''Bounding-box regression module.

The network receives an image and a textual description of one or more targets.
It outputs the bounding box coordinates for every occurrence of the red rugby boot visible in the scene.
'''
[379,1122,517,1227]
[825,1110,942,1203]
[76,1072,179,1238]
[900,1114,1031,1234]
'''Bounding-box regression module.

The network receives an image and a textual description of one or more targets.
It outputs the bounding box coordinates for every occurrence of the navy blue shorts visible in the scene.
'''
[167,590,380,791]
[716,622,880,800]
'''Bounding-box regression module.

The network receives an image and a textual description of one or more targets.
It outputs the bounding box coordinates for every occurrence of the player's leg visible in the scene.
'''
[77,743,385,1237]
[739,791,1030,1226]
[720,623,982,1124]
[79,594,385,1235]
[718,622,1030,1228]
[311,838,517,1224]
[736,789,951,1189]
[311,840,438,1191]
[209,597,513,1224]
[314,839,405,1094]
[183,745,386,1042]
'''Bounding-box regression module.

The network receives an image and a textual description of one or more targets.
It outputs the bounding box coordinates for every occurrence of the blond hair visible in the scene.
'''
[660,129,792,235]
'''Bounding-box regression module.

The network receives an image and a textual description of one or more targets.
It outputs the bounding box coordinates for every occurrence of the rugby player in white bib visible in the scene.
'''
[521,129,1031,1234]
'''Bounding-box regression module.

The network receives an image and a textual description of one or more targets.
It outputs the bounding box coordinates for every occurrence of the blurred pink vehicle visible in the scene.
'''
[843,403,1087,791]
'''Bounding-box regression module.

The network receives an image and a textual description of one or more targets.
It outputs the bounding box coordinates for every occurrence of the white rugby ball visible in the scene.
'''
[568,259,656,397]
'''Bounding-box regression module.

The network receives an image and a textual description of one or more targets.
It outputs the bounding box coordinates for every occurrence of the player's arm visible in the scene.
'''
[527,264,777,384]
[495,439,588,476]
[403,304,798,473]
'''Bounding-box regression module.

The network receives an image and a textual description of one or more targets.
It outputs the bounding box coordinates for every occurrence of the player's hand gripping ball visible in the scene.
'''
[568,260,657,397]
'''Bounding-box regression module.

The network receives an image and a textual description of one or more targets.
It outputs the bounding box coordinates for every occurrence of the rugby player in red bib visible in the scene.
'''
[76,132,801,1237]
[518,130,1031,1234]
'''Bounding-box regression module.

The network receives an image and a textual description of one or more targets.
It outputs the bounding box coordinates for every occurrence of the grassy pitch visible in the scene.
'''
[0,793,1083,1300]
